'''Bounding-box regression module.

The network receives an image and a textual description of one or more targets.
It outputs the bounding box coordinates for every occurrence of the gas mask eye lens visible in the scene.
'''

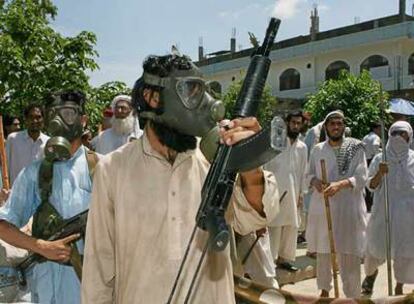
[59,107,77,124]
[177,79,204,109]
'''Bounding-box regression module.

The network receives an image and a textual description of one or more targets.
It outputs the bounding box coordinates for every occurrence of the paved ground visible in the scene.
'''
[279,246,414,299]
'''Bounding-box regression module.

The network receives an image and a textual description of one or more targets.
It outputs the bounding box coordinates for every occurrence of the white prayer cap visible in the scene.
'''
[323,110,345,123]
[111,95,132,110]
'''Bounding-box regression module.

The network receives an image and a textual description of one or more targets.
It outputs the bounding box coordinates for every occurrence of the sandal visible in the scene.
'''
[362,269,378,295]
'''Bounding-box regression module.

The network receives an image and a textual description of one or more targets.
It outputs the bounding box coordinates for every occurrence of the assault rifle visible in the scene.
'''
[17,209,88,286]
[167,18,286,303]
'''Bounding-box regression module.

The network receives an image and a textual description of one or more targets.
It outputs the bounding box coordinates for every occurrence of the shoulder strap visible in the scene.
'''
[33,159,63,239]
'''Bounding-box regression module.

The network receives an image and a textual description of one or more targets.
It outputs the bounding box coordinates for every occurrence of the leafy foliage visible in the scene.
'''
[221,79,277,126]
[304,70,389,139]
[0,0,98,118]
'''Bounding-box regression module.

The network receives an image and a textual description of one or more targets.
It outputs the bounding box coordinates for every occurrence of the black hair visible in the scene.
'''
[45,91,86,114]
[24,104,44,118]
[131,54,193,128]
[3,115,19,126]
[370,121,381,130]
[286,110,304,123]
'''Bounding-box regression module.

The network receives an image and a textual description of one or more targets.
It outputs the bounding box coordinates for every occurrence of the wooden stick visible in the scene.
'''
[0,116,10,190]
[320,159,339,298]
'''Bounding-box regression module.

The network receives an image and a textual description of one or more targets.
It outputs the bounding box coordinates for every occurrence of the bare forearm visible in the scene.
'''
[0,220,39,253]
[240,168,265,216]
[369,171,382,189]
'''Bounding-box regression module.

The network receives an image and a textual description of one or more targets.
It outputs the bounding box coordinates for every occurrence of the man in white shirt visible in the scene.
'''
[265,111,308,272]
[362,122,381,164]
[363,121,414,296]
[306,110,367,298]
[362,122,381,212]
[93,95,143,154]
[6,104,49,185]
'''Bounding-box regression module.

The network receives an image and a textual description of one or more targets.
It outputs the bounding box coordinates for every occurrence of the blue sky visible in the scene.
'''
[52,0,413,87]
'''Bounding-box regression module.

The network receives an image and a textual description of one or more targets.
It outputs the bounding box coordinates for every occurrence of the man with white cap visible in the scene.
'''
[94,95,143,155]
[306,110,368,298]
[362,121,414,296]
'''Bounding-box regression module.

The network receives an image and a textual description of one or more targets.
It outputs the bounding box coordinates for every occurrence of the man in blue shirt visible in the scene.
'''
[0,91,96,304]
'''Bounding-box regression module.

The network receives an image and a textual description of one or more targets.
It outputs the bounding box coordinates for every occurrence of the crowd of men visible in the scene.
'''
[0,52,412,303]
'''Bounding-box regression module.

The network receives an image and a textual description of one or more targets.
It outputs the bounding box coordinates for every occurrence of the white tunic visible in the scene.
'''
[362,131,381,160]
[264,139,307,227]
[366,152,414,260]
[5,130,49,185]
[93,127,143,155]
[306,141,368,256]
[82,133,279,304]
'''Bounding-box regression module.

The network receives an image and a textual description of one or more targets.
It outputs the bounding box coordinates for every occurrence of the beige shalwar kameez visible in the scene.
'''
[81,132,279,304]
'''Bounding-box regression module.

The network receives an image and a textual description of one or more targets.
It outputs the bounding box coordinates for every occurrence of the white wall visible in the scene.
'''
[201,30,414,100]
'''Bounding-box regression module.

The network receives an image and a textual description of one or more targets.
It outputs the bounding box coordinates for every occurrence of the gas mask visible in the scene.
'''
[139,65,225,158]
[44,97,84,162]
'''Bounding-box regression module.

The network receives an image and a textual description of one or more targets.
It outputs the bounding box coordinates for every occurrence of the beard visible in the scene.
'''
[326,129,344,142]
[151,121,197,153]
[287,128,299,140]
[111,114,135,135]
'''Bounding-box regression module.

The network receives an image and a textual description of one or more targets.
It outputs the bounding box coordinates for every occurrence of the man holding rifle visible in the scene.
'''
[306,110,368,298]
[0,91,98,304]
[81,53,279,303]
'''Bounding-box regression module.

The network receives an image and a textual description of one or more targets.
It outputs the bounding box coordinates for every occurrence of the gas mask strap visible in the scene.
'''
[142,73,168,87]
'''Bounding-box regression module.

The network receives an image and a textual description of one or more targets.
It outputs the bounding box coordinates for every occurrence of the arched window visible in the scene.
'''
[409,53,414,75]
[360,55,390,78]
[360,55,389,71]
[325,61,350,80]
[279,68,300,91]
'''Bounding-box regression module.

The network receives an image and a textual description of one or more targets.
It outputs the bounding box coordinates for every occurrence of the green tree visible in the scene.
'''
[222,79,277,126]
[304,70,388,139]
[86,81,131,134]
[0,0,98,117]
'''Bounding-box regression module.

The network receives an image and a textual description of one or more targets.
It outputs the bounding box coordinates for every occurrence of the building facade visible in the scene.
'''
[196,14,414,103]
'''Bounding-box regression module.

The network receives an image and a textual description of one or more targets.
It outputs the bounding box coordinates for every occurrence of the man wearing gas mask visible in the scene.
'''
[0,91,98,304]
[82,54,279,303]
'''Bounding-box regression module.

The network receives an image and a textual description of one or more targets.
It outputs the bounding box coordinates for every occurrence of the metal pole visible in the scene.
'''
[379,88,393,296]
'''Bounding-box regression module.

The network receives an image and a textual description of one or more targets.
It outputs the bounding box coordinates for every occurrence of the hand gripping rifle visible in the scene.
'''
[167,18,285,303]
[16,209,89,286]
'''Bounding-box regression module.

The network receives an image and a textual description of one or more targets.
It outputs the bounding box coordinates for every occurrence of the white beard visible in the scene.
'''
[111,113,135,135]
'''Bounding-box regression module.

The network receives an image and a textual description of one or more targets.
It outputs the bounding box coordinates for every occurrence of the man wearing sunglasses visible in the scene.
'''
[363,121,414,296]
[0,91,98,304]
